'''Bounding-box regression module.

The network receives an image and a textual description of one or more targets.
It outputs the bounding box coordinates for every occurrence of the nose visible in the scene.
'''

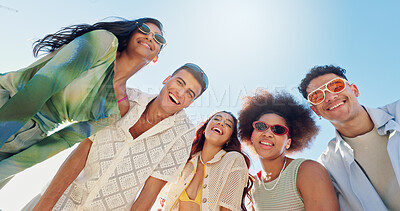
[324,90,337,102]
[176,88,185,98]
[262,127,274,137]
[144,33,153,42]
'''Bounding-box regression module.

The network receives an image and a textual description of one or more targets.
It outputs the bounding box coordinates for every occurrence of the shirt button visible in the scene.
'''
[204,174,208,178]
[202,198,207,203]
[203,184,207,188]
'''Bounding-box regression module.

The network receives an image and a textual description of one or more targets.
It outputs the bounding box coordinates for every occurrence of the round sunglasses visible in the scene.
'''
[137,23,167,46]
[307,77,347,105]
[252,121,289,136]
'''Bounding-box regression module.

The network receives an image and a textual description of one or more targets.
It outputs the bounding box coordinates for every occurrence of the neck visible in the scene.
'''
[200,141,223,163]
[113,52,149,85]
[144,98,173,125]
[260,155,287,181]
[332,106,374,138]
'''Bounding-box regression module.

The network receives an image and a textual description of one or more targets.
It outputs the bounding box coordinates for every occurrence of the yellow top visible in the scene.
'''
[178,182,203,205]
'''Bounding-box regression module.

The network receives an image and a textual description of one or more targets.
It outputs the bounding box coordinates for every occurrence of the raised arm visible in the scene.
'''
[32,138,92,210]
[130,176,167,211]
[0,30,117,145]
[297,160,339,211]
[0,116,117,183]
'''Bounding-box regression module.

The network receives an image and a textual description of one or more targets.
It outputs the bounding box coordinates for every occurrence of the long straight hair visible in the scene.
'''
[190,111,253,211]
[33,17,163,57]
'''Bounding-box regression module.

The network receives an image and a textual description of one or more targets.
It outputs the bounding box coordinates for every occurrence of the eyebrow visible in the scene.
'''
[215,114,234,125]
[177,77,196,98]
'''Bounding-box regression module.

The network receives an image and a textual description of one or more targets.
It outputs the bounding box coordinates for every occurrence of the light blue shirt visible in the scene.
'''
[319,100,400,211]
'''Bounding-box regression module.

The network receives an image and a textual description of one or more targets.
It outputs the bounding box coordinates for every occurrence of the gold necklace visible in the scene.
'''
[262,157,287,191]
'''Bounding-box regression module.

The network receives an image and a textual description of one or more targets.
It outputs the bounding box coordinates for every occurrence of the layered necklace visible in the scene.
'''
[261,157,287,191]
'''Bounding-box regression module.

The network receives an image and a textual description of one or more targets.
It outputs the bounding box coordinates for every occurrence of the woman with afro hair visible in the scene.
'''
[238,89,338,211]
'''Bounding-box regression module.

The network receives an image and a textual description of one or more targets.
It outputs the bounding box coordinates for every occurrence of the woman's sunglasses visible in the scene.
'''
[307,77,347,105]
[252,121,289,136]
[137,23,167,46]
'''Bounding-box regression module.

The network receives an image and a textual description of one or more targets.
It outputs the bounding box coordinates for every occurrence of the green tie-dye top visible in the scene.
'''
[0,30,121,182]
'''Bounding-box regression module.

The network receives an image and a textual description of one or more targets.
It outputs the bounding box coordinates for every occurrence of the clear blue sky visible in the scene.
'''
[1,0,399,210]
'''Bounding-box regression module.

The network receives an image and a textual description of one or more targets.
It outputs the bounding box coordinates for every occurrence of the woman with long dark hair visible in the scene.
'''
[0,17,166,187]
[161,111,252,211]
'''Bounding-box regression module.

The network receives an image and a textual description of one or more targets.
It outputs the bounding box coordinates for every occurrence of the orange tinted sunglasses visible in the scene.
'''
[307,78,347,105]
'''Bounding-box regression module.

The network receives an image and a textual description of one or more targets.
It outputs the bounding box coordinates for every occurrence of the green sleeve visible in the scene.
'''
[0,114,118,183]
[0,30,118,145]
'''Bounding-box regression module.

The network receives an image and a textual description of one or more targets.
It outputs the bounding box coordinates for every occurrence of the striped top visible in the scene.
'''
[252,158,306,211]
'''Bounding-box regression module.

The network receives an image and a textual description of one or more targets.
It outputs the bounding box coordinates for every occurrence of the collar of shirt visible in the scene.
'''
[332,105,398,161]
[116,87,188,138]
[190,149,227,166]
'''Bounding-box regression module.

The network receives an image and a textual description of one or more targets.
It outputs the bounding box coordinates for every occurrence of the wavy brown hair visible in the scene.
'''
[238,89,319,154]
[190,111,253,211]
[33,17,164,57]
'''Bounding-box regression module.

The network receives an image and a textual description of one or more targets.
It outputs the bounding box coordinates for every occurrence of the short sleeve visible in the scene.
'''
[150,128,195,182]
[219,155,249,210]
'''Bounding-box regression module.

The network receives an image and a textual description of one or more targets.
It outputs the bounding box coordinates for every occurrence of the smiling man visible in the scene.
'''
[298,65,400,211]
[25,63,209,211]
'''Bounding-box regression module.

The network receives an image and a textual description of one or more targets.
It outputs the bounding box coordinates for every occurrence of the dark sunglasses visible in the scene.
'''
[137,23,167,46]
[252,121,289,136]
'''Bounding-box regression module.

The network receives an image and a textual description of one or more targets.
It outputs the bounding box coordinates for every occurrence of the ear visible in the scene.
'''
[285,138,292,150]
[151,55,159,64]
[349,84,360,97]
[310,106,320,116]
[162,75,171,84]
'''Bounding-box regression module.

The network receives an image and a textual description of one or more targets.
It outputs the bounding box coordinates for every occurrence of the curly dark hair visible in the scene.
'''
[190,111,252,211]
[238,89,319,154]
[298,65,348,99]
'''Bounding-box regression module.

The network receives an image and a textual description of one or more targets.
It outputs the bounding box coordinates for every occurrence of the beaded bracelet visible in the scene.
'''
[118,95,128,103]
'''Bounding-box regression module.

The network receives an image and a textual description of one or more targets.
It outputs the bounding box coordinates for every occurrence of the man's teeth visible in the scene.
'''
[328,102,344,110]
[169,94,180,104]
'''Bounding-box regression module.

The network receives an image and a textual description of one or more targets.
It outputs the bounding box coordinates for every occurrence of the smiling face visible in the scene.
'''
[158,69,202,115]
[251,113,291,160]
[125,22,162,63]
[204,112,235,147]
[306,73,361,124]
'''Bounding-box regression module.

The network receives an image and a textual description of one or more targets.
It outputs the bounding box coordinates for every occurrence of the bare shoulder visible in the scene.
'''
[297,160,332,190]
[296,161,339,210]
[298,160,328,177]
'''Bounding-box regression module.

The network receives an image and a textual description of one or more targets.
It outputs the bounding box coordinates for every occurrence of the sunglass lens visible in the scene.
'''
[138,23,151,34]
[254,122,268,131]
[154,34,166,45]
[309,90,324,104]
[272,125,287,135]
[327,79,345,93]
